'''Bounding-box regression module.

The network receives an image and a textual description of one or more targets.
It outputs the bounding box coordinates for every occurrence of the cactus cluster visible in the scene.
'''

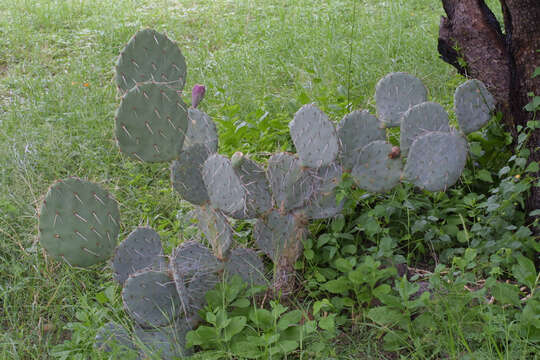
[36,29,496,358]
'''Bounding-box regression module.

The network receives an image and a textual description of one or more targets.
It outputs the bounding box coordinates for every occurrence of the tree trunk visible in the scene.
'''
[438,0,540,233]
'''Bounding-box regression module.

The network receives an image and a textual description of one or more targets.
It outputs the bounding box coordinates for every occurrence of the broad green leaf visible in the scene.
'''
[277,310,303,331]
[476,169,493,183]
[322,277,351,294]
[223,316,247,341]
[318,315,335,332]
[249,308,274,331]
[491,282,520,306]
[367,306,404,325]
[512,255,537,290]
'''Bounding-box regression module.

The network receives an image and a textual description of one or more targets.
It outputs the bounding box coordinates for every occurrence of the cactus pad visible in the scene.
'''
[95,322,136,356]
[115,82,188,162]
[122,270,181,328]
[38,178,120,267]
[254,210,307,263]
[304,162,344,219]
[337,110,386,170]
[351,141,402,193]
[230,152,272,219]
[169,241,221,314]
[404,131,468,191]
[454,79,495,134]
[134,320,192,360]
[375,72,428,127]
[115,29,186,94]
[400,102,450,156]
[183,108,218,153]
[224,248,266,286]
[112,227,167,285]
[195,206,233,260]
[202,154,246,216]
[171,143,212,205]
[267,153,316,213]
[289,104,339,168]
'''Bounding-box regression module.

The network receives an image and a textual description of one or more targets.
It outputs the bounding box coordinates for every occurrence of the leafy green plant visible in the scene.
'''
[186,276,319,359]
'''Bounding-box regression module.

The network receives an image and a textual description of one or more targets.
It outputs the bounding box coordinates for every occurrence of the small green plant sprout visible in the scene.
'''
[36,28,499,358]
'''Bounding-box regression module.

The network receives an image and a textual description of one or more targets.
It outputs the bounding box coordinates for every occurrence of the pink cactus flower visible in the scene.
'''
[191,84,206,108]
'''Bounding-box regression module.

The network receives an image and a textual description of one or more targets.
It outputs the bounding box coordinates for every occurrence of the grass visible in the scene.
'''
[1,0,535,359]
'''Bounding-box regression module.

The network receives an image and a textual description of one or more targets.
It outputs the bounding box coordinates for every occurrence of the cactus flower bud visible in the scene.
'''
[191,84,205,108]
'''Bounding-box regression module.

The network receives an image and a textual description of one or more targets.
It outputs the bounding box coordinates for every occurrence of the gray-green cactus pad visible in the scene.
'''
[115,82,188,163]
[400,102,450,156]
[169,241,221,314]
[337,110,386,170]
[404,131,468,191]
[202,154,247,216]
[289,104,339,168]
[95,322,137,357]
[267,153,316,212]
[351,141,402,193]
[224,248,266,286]
[171,144,212,205]
[38,178,120,267]
[134,320,192,360]
[230,153,272,219]
[183,108,218,153]
[304,162,344,219]
[112,227,167,285]
[122,270,181,328]
[195,206,233,260]
[115,29,187,94]
[454,79,495,134]
[254,210,307,263]
[375,72,428,127]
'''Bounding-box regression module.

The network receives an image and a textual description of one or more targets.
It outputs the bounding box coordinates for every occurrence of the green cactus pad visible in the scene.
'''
[112,227,167,285]
[454,79,495,134]
[115,29,186,94]
[404,131,468,191]
[375,72,428,127]
[122,270,181,328]
[169,241,221,314]
[351,141,402,193]
[337,110,386,170]
[289,104,339,168]
[171,143,212,206]
[202,154,247,216]
[95,322,136,357]
[304,162,344,219]
[400,102,450,156]
[195,206,233,260]
[115,82,188,163]
[267,153,316,212]
[230,152,272,219]
[183,108,218,153]
[224,248,266,286]
[254,210,307,263]
[38,178,120,267]
[134,319,192,360]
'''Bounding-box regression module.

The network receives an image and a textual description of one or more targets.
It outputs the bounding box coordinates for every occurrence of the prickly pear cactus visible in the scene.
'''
[404,131,468,192]
[289,103,339,168]
[337,110,386,170]
[115,82,188,162]
[399,102,450,157]
[375,72,428,127]
[454,79,496,134]
[37,27,500,358]
[38,178,120,267]
[115,29,187,94]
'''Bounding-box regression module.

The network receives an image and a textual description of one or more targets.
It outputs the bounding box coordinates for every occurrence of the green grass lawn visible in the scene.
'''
[1,0,537,359]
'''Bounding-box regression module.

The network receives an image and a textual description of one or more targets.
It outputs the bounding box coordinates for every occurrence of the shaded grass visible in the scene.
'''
[0,0,510,358]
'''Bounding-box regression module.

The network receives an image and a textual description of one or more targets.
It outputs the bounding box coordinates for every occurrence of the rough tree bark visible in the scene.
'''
[438,0,540,233]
